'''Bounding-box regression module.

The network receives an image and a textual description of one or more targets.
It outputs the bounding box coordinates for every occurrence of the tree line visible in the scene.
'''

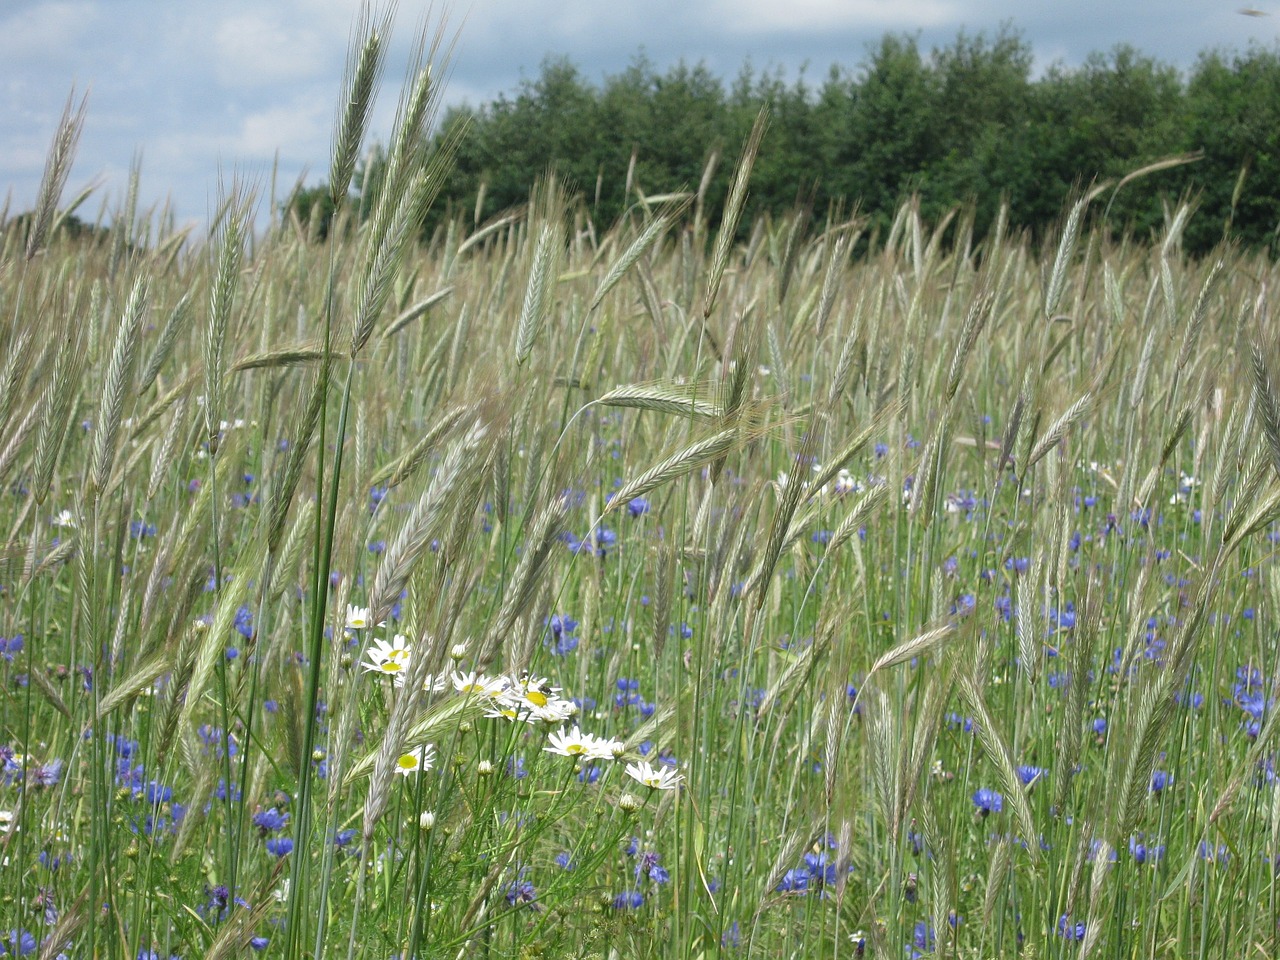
[288,30,1280,254]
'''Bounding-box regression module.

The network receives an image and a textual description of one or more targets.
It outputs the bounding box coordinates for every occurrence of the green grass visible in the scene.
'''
[2,20,1280,960]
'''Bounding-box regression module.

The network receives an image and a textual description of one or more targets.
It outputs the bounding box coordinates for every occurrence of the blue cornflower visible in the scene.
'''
[504,875,538,909]
[2,929,35,956]
[627,497,650,517]
[1149,770,1172,793]
[1129,834,1165,864]
[612,891,644,909]
[972,788,1003,816]
[265,837,293,857]
[253,808,289,834]
[595,527,618,558]
[1017,765,1045,786]
[775,869,809,893]
[1057,915,1086,941]
[31,759,62,789]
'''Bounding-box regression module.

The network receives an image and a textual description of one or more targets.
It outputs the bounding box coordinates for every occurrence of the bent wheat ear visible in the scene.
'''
[1251,341,1280,479]
[1044,195,1087,320]
[90,277,148,496]
[1026,392,1092,469]
[588,207,683,317]
[330,6,391,208]
[606,428,738,514]
[959,674,1038,860]
[26,87,88,261]
[514,221,562,365]
[137,292,192,394]
[33,330,84,506]
[596,382,720,421]
[204,194,247,450]
[381,286,454,340]
[703,107,768,324]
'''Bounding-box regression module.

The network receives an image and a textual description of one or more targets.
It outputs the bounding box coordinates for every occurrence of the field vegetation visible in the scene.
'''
[4,14,1280,960]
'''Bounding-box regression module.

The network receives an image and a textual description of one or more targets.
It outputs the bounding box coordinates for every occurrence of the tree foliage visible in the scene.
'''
[286,29,1280,254]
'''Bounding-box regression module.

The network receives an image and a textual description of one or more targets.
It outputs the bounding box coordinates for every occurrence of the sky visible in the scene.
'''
[2,0,1276,234]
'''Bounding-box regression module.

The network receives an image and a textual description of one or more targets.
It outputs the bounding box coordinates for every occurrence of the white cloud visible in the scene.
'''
[232,99,331,159]
[213,12,331,88]
[0,1,100,63]
[705,0,958,33]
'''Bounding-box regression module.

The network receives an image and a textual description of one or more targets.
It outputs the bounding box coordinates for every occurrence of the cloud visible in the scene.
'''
[232,100,331,160]
[705,0,958,33]
[213,11,333,89]
[0,1,101,66]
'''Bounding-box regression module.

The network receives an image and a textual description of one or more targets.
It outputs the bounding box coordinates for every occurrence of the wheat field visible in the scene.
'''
[2,18,1280,960]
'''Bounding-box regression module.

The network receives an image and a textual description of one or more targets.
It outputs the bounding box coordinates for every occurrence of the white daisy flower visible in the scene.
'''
[52,510,76,528]
[544,725,601,758]
[591,736,627,761]
[393,743,435,777]
[624,760,683,791]
[346,605,384,630]
[452,671,508,699]
[833,470,860,496]
[360,635,412,677]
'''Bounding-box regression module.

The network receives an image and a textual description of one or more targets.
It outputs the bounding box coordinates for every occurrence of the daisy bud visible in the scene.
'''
[449,643,467,661]
[619,793,641,813]
[419,811,436,831]
[477,760,494,777]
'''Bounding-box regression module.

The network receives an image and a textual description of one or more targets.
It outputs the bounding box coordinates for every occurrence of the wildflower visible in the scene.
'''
[1017,765,1045,786]
[972,788,1003,816]
[393,744,435,777]
[3,930,36,956]
[612,890,644,909]
[544,725,601,758]
[625,760,683,791]
[493,675,576,723]
[618,793,641,812]
[345,605,383,631]
[1129,834,1165,864]
[360,636,411,677]
[265,837,293,857]
[1057,915,1086,941]
[419,812,436,831]
[252,808,289,834]
[504,875,538,909]
[30,759,62,789]
[627,497,650,517]
[52,510,75,528]
[1149,770,1172,793]
[833,469,860,496]
[451,671,508,699]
